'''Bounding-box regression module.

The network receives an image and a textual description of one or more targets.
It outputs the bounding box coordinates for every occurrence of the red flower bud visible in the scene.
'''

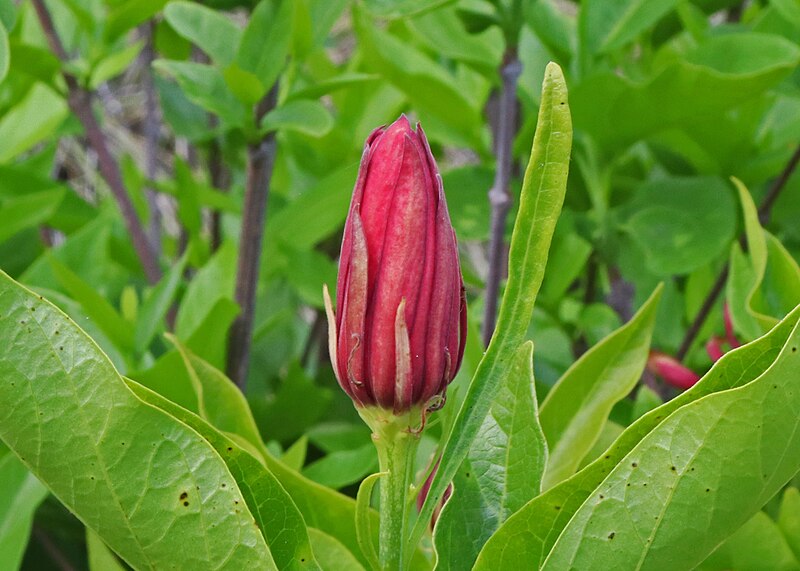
[324,116,467,412]
[646,351,700,390]
[705,336,725,362]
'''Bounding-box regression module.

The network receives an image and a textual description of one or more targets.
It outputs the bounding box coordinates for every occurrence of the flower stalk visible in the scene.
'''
[359,407,422,571]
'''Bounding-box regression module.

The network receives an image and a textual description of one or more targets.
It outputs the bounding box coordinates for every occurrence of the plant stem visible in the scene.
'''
[482,51,522,347]
[31,0,161,284]
[676,142,800,360]
[359,407,422,571]
[226,87,279,390]
[141,21,162,256]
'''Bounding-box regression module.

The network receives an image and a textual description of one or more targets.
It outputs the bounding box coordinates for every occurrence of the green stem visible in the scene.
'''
[359,407,422,571]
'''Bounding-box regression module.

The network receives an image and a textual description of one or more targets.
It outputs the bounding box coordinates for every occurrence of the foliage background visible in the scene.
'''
[1,0,800,568]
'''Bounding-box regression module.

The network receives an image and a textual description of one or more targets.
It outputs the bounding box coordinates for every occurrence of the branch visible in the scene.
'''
[226,87,279,390]
[481,51,522,347]
[31,0,161,284]
[676,142,800,360]
[141,21,162,256]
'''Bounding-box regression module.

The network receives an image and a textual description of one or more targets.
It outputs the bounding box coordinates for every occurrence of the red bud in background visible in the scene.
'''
[325,116,467,413]
[647,351,700,390]
[705,337,725,362]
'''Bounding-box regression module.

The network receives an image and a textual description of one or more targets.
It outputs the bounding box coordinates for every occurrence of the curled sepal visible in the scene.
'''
[355,472,384,571]
[394,299,412,413]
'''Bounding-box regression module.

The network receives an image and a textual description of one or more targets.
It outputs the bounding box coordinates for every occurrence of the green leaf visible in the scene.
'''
[621,177,736,276]
[89,40,144,89]
[126,379,320,571]
[0,84,68,163]
[149,342,382,568]
[355,10,483,148]
[308,528,367,571]
[86,529,126,571]
[726,177,800,341]
[0,271,276,570]
[434,341,547,570]
[540,284,662,489]
[47,256,135,354]
[410,62,572,555]
[261,99,334,137]
[779,488,800,560]
[267,163,359,250]
[0,188,65,244]
[699,510,800,571]
[361,0,456,18]
[474,304,800,570]
[154,60,248,128]
[355,472,382,571]
[539,310,800,569]
[303,444,377,489]
[580,0,680,56]
[105,0,168,41]
[0,453,48,571]
[170,338,267,457]
[572,33,800,149]
[282,436,308,471]
[0,20,8,84]
[287,73,379,102]
[164,1,241,65]
[134,254,187,354]
[223,63,266,104]
[236,0,292,92]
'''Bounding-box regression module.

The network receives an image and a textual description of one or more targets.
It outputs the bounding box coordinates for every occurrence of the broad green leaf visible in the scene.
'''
[410,62,572,554]
[361,0,456,17]
[580,0,680,56]
[0,0,13,30]
[525,0,576,62]
[47,256,135,354]
[223,64,266,105]
[539,313,800,569]
[282,436,308,471]
[572,33,800,149]
[86,529,126,571]
[134,254,187,354]
[261,100,334,137]
[148,342,379,568]
[474,304,800,570]
[126,380,320,571]
[287,73,379,102]
[355,472,382,571]
[0,453,47,571]
[0,84,68,163]
[355,10,483,148]
[236,0,291,92]
[0,188,65,244]
[434,341,546,571]
[699,511,800,571]
[153,60,248,128]
[171,339,266,457]
[540,284,662,489]
[175,240,236,340]
[308,528,367,571]
[0,20,8,84]
[267,163,358,250]
[0,272,275,570]
[164,1,241,65]
[779,488,800,560]
[89,40,144,89]
[105,0,168,41]
[303,444,377,489]
[621,177,736,276]
[726,178,800,340]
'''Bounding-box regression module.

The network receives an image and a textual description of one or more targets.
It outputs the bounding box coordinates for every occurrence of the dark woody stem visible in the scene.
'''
[482,51,522,347]
[359,407,423,571]
[226,87,280,390]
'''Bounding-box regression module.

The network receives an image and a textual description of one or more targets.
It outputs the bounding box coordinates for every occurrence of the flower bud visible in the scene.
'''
[646,351,700,390]
[324,116,466,412]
